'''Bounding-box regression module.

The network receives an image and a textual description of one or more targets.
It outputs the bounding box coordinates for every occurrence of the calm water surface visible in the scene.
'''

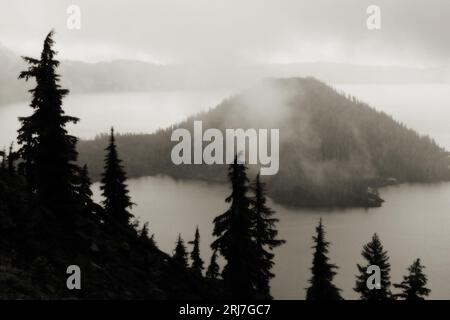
[92,176,450,300]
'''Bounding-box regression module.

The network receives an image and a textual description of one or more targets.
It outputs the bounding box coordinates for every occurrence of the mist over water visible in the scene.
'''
[335,84,450,150]
[0,90,231,149]
[1,84,449,150]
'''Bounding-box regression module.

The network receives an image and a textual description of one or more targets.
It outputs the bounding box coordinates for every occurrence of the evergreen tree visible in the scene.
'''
[188,226,204,276]
[140,221,150,238]
[100,127,133,225]
[354,233,392,300]
[17,31,80,210]
[173,234,188,268]
[7,144,18,177]
[306,219,342,300]
[149,234,156,247]
[394,258,430,300]
[211,156,256,298]
[78,164,93,206]
[251,173,285,298]
[140,222,157,248]
[206,250,220,280]
[0,149,5,176]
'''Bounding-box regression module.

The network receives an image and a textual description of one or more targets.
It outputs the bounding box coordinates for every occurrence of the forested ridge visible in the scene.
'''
[0,31,223,299]
[0,31,437,300]
[79,78,450,207]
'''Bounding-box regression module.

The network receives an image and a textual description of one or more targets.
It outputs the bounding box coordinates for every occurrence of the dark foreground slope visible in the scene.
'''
[0,173,222,299]
[79,78,450,207]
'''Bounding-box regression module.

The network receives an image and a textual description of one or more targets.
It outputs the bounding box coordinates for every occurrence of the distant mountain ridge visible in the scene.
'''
[2,43,450,105]
[78,78,450,207]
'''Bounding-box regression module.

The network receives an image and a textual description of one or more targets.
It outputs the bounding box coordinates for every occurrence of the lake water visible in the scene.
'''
[1,84,450,299]
[91,177,450,300]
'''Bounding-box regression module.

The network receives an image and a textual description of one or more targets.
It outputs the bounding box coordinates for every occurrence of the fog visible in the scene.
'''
[1,0,450,68]
[226,79,377,185]
[1,0,450,105]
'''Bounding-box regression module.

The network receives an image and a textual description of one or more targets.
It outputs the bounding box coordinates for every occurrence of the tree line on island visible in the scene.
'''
[0,31,432,300]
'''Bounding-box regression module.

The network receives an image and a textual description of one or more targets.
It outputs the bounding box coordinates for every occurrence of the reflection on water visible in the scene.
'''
[93,176,450,300]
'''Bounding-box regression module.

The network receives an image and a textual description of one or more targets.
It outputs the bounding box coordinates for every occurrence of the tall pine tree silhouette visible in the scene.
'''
[394,258,430,300]
[0,150,6,176]
[6,144,18,178]
[306,219,342,300]
[354,233,392,300]
[17,30,80,210]
[78,164,93,206]
[100,127,133,225]
[211,156,256,298]
[251,173,285,299]
[140,222,157,248]
[206,250,220,280]
[173,234,188,268]
[189,226,204,276]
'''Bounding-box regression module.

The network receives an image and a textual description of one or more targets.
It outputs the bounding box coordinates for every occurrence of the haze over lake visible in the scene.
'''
[1,84,450,150]
[1,83,450,299]
[2,84,450,150]
[336,84,450,151]
[0,90,231,149]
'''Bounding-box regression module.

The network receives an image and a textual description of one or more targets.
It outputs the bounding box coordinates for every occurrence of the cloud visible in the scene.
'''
[1,0,449,66]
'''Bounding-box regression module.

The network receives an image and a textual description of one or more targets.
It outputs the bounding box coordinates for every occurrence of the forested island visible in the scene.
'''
[79,78,450,207]
[0,31,436,300]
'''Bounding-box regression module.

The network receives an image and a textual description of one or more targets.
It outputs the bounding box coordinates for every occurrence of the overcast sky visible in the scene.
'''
[1,0,449,67]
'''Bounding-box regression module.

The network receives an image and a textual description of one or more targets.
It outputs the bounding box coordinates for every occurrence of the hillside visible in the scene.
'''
[0,171,222,299]
[79,78,450,207]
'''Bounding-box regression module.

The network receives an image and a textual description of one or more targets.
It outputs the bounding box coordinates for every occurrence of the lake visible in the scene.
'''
[91,176,450,300]
[1,84,450,299]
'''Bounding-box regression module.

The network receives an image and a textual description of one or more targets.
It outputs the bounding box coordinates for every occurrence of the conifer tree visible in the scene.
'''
[100,127,133,225]
[306,219,342,300]
[78,164,93,206]
[173,234,188,268]
[251,173,285,298]
[0,149,6,176]
[7,144,17,177]
[206,250,220,280]
[211,156,256,298]
[189,226,204,276]
[140,222,157,248]
[17,30,80,209]
[140,221,150,238]
[149,234,157,248]
[354,233,392,300]
[394,258,430,300]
